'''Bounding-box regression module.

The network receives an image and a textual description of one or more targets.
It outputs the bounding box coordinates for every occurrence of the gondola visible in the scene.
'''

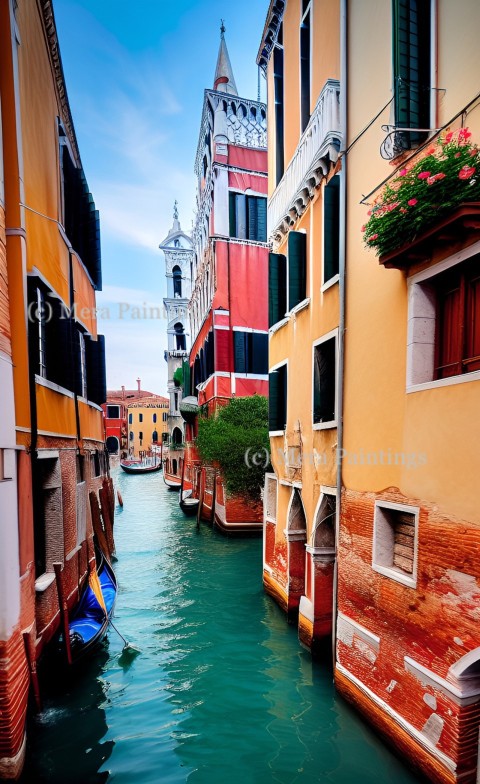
[120,460,162,474]
[179,488,200,516]
[65,553,117,663]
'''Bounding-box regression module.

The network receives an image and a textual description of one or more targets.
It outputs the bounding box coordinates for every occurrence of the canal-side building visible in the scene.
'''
[103,380,159,457]
[258,0,342,643]
[336,4,480,784]
[160,204,194,449]
[0,1,109,777]
[127,394,169,456]
[259,1,480,783]
[181,26,269,533]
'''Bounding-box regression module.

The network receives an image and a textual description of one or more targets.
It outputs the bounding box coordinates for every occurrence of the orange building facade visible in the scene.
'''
[259,1,480,782]
[0,1,109,778]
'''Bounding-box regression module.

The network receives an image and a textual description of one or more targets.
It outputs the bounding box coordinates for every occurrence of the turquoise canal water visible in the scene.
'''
[21,471,422,784]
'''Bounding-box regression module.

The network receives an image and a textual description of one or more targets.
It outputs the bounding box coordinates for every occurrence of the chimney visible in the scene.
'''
[121,385,125,400]
[137,377,141,392]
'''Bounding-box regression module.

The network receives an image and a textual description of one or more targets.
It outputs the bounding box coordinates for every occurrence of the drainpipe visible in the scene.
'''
[332,0,348,669]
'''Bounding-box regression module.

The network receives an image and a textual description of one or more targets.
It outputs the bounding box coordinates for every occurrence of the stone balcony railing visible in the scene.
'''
[268,79,342,244]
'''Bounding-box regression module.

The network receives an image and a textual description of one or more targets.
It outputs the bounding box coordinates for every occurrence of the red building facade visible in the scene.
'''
[182,28,269,533]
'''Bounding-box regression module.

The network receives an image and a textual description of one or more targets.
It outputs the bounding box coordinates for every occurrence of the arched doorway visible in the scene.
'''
[172,265,182,297]
[174,322,186,351]
[286,488,307,614]
[106,436,119,454]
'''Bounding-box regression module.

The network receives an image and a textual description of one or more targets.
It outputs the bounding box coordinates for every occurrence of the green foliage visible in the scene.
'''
[173,367,183,387]
[196,395,270,500]
[363,128,480,257]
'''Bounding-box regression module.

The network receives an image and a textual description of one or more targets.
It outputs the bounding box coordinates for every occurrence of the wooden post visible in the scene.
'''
[180,455,186,494]
[89,490,110,563]
[22,629,41,711]
[53,562,72,666]
[211,471,217,526]
[99,482,115,558]
[197,470,205,531]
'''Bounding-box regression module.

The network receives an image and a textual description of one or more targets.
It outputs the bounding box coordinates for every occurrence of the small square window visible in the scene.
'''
[372,501,418,588]
[313,333,337,428]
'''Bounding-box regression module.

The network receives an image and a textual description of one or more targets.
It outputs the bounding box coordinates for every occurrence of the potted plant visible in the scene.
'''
[363,128,480,262]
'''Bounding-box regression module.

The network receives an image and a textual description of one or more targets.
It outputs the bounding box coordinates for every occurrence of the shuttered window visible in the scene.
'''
[85,335,107,406]
[373,503,418,586]
[300,6,311,133]
[269,363,287,432]
[274,44,284,186]
[269,252,287,327]
[434,257,480,379]
[288,231,307,310]
[324,175,340,282]
[393,0,431,148]
[229,193,267,241]
[233,331,268,374]
[313,336,336,425]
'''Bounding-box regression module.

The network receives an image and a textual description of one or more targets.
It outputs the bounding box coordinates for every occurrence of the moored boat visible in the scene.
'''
[120,459,162,474]
[179,488,200,516]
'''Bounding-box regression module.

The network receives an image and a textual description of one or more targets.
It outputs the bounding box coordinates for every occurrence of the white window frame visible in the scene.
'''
[312,328,338,430]
[406,240,480,393]
[372,500,419,588]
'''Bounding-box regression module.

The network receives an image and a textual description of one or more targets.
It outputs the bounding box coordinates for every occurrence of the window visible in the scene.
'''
[265,474,278,522]
[393,0,431,150]
[37,289,47,378]
[312,492,336,550]
[373,501,419,587]
[92,451,101,477]
[35,455,63,577]
[323,175,340,283]
[407,255,480,387]
[269,363,287,432]
[129,431,134,441]
[78,331,87,397]
[153,413,157,423]
[174,322,186,351]
[107,405,120,419]
[288,231,307,310]
[229,194,267,242]
[313,334,337,427]
[174,392,179,411]
[273,44,284,185]
[152,430,158,443]
[300,2,311,133]
[172,265,182,298]
[269,252,287,327]
[163,412,168,422]
[139,431,143,444]
[233,331,268,374]
[139,413,143,423]
[128,413,133,424]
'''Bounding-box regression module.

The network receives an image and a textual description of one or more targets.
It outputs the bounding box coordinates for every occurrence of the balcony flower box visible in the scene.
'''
[363,128,480,268]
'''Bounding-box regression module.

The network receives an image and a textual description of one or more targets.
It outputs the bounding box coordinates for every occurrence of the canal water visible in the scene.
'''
[21,471,421,784]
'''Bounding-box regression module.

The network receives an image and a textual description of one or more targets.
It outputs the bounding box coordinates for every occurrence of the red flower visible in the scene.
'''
[408,198,417,206]
[445,131,454,143]
[427,173,446,185]
[398,168,408,176]
[459,166,476,180]
[418,171,430,180]
[459,128,472,141]
[368,234,379,242]
[434,172,446,180]
[361,225,366,232]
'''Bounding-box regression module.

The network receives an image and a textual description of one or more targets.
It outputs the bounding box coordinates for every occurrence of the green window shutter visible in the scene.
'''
[247,197,258,241]
[85,334,107,406]
[269,252,287,327]
[229,192,236,237]
[324,176,340,282]
[257,198,267,242]
[313,337,336,424]
[252,333,268,374]
[269,365,287,431]
[233,331,247,373]
[182,359,191,396]
[393,0,431,147]
[273,47,284,186]
[288,231,307,310]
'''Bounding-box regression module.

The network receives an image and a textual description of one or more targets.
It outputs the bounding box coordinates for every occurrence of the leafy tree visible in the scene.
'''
[196,395,270,500]
[173,367,183,387]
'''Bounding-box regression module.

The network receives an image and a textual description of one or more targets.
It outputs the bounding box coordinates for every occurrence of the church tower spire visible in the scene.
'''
[213,21,238,95]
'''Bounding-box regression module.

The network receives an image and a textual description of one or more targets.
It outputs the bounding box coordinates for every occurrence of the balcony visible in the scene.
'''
[268,79,342,244]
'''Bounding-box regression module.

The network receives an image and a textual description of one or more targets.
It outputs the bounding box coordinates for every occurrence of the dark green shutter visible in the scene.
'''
[252,333,268,374]
[273,47,284,185]
[300,12,311,132]
[85,334,106,406]
[48,299,74,391]
[247,197,258,241]
[234,332,247,373]
[269,365,287,431]
[393,0,431,148]
[229,192,236,237]
[257,198,267,242]
[269,252,287,327]
[313,337,336,424]
[324,176,340,282]
[288,231,307,310]
[182,359,191,396]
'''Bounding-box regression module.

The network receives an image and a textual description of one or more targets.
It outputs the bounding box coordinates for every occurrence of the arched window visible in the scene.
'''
[152,430,158,443]
[172,427,183,445]
[129,431,134,441]
[174,322,186,351]
[153,413,157,423]
[172,265,182,297]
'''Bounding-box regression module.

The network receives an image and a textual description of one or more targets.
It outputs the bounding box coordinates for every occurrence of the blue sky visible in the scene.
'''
[54,0,268,394]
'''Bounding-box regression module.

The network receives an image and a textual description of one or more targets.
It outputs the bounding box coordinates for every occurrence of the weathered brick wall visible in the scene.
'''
[337,486,480,783]
[0,629,29,778]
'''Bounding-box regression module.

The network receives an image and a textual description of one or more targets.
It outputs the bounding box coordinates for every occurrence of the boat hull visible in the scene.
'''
[120,462,162,474]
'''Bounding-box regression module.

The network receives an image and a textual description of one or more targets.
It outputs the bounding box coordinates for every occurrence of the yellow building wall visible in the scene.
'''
[344,0,480,524]
[128,405,169,455]
[78,399,104,444]
[35,384,76,438]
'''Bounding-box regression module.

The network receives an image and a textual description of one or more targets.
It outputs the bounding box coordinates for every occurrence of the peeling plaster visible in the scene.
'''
[421,713,444,747]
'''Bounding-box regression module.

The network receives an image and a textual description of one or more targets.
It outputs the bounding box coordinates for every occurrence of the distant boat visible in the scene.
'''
[163,456,181,490]
[64,553,117,663]
[120,458,162,474]
[179,488,199,516]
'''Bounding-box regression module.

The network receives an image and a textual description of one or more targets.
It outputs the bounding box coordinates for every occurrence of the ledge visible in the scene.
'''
[379,202,480,269]
[35,572,56,592]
